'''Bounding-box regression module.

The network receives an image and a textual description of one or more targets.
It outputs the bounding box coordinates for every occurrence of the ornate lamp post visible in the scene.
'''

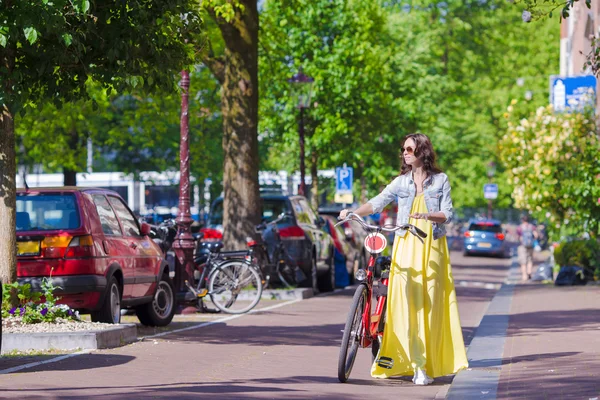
[487,161,496,219]
[288,67,314,196]
[172,70,196,304]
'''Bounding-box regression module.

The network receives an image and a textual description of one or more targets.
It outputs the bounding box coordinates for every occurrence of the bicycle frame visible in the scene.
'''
[359,246,389,348]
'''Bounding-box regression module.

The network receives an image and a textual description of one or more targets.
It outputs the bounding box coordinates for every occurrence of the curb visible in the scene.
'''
[261,288,314,300]
[1,323,137,354]
[209,288,314,303]
[445,259,520,400]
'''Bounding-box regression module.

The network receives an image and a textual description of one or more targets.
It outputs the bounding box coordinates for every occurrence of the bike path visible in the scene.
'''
[0,251,511,399]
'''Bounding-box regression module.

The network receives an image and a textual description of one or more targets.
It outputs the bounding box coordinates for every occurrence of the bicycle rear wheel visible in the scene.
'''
[208,260,263,314]
[338,284,368,383]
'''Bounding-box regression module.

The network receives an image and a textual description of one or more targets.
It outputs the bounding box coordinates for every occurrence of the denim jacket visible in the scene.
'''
[367,172,454,240]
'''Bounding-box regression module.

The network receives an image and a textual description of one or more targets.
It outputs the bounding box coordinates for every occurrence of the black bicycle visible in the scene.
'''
[248,212,303,289]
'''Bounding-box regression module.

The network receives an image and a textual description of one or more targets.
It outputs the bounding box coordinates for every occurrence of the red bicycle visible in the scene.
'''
[336,213,427,383]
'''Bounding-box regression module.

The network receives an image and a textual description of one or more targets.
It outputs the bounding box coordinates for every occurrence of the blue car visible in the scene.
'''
[463,219,510,258]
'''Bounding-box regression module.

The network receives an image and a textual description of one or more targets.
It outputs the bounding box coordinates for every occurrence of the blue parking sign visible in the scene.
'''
[336,166,353,194]
[484,183,498,200]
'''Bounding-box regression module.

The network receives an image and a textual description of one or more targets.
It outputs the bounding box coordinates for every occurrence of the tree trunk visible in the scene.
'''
[63,130,79,186]
[310,150,319,210]
[0,105,17,286]
[217,1,261,250]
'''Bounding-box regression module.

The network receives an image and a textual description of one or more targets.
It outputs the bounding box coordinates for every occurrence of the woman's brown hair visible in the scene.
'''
[400,133,443,176]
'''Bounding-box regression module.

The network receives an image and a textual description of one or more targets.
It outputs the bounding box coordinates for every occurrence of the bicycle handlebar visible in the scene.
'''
[255,212,290,232]
[335,212,428,240]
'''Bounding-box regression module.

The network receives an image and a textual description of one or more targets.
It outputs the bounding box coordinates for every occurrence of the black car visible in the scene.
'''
[207,194,336,292]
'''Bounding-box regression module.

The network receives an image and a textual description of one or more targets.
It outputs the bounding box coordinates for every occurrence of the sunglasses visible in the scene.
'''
[401,146,415,154]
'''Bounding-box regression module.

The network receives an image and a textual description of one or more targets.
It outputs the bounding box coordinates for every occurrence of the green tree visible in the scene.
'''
[260,0,417,208]
[500,104,600,238]
[259,0,559,212]
[16,83,110,185]
[0,0,202,285]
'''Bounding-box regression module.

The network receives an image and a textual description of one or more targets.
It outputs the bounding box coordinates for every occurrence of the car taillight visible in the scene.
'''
[278,226,305,240]
[65,235,94,258]
[247,240,257,247]
[41,235,94,258]
[495,233,505,241]
[41,236,72,258]
[464,231,473,237]
[200,228,223,242]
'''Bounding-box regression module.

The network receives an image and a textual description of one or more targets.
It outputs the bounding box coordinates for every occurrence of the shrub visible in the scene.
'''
[554,239,600,277]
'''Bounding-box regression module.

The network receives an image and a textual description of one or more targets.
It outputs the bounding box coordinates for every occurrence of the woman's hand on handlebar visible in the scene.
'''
[338,209,352,220]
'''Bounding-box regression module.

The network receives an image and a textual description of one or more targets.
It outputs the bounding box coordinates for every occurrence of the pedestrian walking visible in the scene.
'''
[517,215,538,281]
[339,133,468,385]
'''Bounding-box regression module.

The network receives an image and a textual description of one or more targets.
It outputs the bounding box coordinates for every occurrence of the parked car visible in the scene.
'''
[16,187,176,326]
[463,218,510,258]
[207,194,335,292]
[321,215,360,285]
[318,205,369,271]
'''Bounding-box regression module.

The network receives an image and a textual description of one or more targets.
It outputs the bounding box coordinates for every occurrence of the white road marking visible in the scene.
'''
[0,298,302,375]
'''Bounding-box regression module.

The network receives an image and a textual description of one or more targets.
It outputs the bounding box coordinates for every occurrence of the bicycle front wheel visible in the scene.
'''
[338,284,368,383]
[208,260,263,314]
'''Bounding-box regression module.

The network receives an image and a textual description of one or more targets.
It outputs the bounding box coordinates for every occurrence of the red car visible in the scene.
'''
[16,187,175,326]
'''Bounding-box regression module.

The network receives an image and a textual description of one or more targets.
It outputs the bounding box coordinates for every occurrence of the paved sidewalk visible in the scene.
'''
[497,282,600,399]
[449,251,600,400]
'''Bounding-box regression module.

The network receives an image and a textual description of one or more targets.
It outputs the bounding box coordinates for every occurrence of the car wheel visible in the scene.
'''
[318,249,336,292]
[136,273,176,327]
[91,276,121,324]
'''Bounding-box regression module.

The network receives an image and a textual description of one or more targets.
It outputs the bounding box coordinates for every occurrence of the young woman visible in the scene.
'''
[339,133,468,385]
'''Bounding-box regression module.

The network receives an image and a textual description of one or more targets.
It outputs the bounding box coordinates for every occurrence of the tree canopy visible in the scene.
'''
[0,0,203,284]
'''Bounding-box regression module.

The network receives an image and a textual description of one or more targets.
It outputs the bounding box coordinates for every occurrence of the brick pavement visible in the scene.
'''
[497,282,600,399]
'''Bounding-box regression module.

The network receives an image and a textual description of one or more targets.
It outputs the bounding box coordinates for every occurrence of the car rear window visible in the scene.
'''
[16,193,80,231]
[468,223,502,233]
[209,198,291,226]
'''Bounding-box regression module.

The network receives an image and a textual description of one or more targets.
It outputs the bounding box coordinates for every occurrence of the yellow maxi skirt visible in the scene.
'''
[371,194,469,378]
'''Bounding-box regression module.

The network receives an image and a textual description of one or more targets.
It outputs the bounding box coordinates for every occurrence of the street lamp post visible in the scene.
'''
[172,70,196,305]
[487,161,496,219]
[288,68,314,196]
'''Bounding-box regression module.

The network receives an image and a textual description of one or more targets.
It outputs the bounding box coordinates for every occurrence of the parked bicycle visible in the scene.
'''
[335,212,427,383]
[148,218,263,315]
[187,242,263,315]
[247,212,303,289]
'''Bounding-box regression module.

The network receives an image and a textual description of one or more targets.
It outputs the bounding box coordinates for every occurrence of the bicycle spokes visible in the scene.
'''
[208,262,263,314]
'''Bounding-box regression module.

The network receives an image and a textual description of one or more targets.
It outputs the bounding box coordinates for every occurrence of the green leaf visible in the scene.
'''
[81,0,90,13]
[62,33,73,47]
[0,33,6,48]
[23,27,38,45]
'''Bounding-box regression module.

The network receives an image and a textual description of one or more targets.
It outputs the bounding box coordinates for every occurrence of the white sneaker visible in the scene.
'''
[412,367,434,385]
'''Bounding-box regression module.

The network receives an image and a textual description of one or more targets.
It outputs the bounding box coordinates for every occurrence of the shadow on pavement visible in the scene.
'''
[471,351,580,368]
[508,308,600,336]
[0,381,301,399]
[0,354,135,373]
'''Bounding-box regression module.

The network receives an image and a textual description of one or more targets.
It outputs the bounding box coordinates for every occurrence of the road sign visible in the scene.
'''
[335,166,353,194]
[550,75,597,111]
[484,183,498,200]
[334,192,354,204]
